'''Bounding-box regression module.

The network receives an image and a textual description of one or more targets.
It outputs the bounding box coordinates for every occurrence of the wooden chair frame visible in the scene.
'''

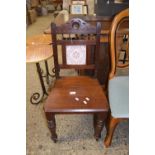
[109,8,129,79]
[44,18,109,143]
[104,8,129,147]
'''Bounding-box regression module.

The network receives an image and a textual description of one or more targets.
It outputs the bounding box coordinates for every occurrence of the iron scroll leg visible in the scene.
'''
[44,59,55,85]
[30,62,48,104]
[45,60,50,85]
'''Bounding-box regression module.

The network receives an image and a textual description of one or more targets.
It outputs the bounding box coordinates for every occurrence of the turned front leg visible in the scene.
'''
[94,112,107,141]
[45,112,58,143]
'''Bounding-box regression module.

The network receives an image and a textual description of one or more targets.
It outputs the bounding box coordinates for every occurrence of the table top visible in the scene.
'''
[26,34,51,45]
[26,44,53,63]
[69,15,113,22]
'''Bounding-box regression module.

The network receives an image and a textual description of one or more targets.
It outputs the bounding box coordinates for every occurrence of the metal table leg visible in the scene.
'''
[44,60,55,85]
[30,63,48,104]
[45,60,50,85]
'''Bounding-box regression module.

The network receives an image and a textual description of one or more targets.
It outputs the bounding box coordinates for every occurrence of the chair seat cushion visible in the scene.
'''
[108,76,129,118]
[44,76,109,113]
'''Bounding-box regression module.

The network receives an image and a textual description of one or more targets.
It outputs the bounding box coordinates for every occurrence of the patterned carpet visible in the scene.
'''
[26,13,129,155]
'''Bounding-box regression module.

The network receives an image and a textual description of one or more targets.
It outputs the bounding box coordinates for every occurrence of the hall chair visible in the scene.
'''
[44,18,109,142]
[103,8,129,147]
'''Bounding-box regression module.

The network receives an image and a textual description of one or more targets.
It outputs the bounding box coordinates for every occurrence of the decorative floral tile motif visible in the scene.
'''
[66,45,86,65]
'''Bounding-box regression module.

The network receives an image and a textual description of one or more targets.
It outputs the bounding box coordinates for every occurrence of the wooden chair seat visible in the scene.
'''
[44,76,108,113]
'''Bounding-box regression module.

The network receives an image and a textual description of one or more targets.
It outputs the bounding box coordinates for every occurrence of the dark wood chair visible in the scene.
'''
[44,18,109,142]
[104,8,129,147]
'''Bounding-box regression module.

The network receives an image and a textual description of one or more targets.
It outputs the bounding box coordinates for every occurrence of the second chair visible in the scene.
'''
[104,8,129,147]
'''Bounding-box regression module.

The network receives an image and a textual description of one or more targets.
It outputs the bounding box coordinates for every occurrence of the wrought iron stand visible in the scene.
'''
[30,60,55,104]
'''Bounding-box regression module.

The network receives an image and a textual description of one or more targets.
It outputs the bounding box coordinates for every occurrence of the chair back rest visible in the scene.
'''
[109,8,129,79]
[51,18,101,78]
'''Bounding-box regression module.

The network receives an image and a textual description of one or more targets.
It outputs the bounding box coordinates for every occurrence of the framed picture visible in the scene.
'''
[70,4,83,14]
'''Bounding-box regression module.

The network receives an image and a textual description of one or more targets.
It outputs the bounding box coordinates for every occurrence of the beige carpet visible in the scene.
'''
[26,13,129,155]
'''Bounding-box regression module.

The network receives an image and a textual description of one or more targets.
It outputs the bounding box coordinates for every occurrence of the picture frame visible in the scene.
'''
[70,4,83,14]
[72,1,85,5]
[83,5,88,14]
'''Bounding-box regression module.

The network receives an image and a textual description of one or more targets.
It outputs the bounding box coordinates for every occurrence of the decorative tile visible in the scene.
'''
[66,45,86,65]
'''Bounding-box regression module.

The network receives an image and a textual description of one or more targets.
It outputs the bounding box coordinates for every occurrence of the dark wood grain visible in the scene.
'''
[51,18,101,78]
[44,76,109,113]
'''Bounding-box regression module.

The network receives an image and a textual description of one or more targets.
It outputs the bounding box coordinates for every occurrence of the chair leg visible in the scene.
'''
[93,113,97,130]
[104,115,120,147]
[104,111,111,132]
[94,112,107,141]
[45,112,58,143]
